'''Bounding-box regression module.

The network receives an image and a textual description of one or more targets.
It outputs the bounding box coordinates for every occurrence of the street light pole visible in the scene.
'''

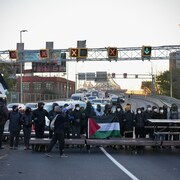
[20,30,27,103]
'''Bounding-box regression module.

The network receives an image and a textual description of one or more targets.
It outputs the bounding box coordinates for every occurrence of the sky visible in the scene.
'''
[0,0,180,90]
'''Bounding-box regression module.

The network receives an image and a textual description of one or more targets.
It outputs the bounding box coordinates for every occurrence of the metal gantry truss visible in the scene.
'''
[0,45,180,63]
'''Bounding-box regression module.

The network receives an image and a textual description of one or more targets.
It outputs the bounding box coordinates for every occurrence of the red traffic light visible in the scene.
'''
[40,49,49,58]
[9,50,18,59]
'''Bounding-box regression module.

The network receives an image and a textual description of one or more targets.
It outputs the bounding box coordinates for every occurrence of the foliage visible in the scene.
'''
[156,70,180,99]
[0,63,17,91]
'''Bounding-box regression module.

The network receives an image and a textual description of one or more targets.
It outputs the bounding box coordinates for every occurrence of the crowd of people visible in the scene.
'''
[0,96,180,157]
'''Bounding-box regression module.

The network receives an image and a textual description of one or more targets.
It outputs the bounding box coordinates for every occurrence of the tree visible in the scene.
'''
[156,70,180,99]
[156,71,170,96]
[0,63,17,91]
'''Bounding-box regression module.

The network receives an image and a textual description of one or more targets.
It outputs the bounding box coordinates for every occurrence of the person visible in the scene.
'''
[0,97,8,149]
[63,104,74,139]
[70,104,82,139]
[123,103,134,138]
[103,104,113,116]
[143,105,153,138]
[134,108,146,138]
[81,101,96,151]
[8,105,22,149]
[134,107,146,152]
[169,103,179,143]
[158,107,168,145]
[48,103,59,138]
[22,107,33,150]
[46,106,68,157]
[94,104,104,116]
[114,104,124,137]
[32,102,48,138]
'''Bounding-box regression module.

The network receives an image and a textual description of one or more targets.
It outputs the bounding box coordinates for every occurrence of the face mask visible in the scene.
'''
[76,107,80,111]
[117,108,121,112]
[154,109,158,112]
[137,110,141,114]
[147,108,151,111]
[160,109,163,113]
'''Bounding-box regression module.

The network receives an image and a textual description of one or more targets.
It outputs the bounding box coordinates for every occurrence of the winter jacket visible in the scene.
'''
[124,110,134,132]
[9,111,22,132]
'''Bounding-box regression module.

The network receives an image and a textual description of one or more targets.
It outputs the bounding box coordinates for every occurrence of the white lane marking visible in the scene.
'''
[100,147,139,180]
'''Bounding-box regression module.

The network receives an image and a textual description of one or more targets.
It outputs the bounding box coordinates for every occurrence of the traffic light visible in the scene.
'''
[40,49,49,58]
[78,48,88,58]
[9,50,18,59]
[141,46,152,60]
[123,73,127,78]
[112,73,116,78]
[108,47,118,59]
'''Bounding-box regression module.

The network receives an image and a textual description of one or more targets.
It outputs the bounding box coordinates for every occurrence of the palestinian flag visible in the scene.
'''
[88,115,120,139]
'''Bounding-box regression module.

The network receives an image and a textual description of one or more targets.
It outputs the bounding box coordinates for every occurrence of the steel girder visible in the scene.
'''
[0,45,180,63]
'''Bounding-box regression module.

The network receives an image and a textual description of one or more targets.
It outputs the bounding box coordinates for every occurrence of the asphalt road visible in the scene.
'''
[1,145,180,180]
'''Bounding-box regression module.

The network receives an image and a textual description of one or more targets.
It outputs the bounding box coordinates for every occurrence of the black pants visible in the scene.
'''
[72,126,81,138]
[23,126,31,148]
[47,130,65,155]
[35,124,44,138]
[0,124,5,148]
[135,127,145,138]
[10,131,20,148]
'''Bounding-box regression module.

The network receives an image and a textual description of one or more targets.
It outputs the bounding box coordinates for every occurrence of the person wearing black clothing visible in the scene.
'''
[104,104,113,116]
[71,104,82,139]
[46,106,68,157]
[22,107,33,150]
[123,104,134,138]
[114,104,124,137]
[32,102,48,138]
[48,103,58,138]
[81,101,96,151]
[9,105,22,149]
[134,108,146,138]
[143,105,153,138]
[169,103,179,142]
[0,97,8,149]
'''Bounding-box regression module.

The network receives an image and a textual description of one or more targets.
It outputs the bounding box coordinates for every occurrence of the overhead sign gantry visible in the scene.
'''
[0,45,180,63]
